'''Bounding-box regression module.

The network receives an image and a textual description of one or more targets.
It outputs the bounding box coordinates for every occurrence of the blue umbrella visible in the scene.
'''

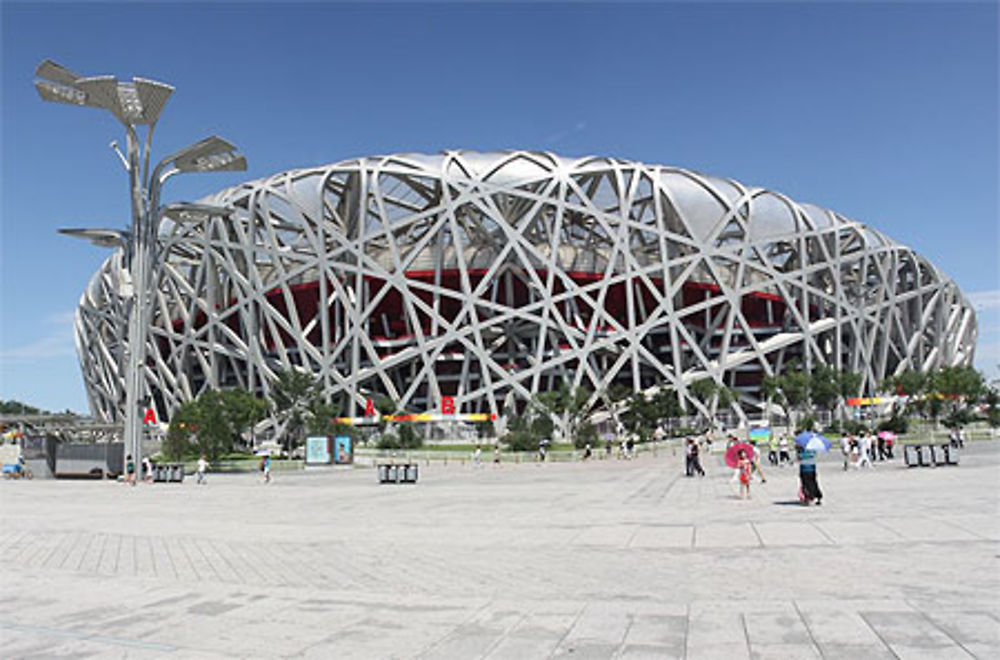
[794,431,832,453]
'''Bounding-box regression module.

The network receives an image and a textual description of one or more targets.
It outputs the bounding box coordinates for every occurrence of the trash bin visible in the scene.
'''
[378,464,389,483]
[941,444,960,465]
[925,445,937,466]
[904,444,922,467]
[172,463,185,482]
[404,464,418,483]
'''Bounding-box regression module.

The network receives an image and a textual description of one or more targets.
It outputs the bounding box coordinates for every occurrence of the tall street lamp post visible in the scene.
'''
[36,59,246,474]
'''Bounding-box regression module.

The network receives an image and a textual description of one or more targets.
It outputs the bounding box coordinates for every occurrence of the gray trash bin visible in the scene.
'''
[404,464,418,483]
[378,464,389,483]
[904,444,922,467]
[941,444,960,465]
[925,445,938,466]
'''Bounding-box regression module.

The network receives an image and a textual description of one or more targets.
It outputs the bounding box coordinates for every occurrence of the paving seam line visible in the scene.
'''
[856,611,903,659]
[910,603,983,659]
[792,599,828,660]
[0,620,179,653]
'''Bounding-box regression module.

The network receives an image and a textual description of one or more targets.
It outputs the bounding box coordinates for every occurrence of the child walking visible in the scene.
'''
[737,449,752,499]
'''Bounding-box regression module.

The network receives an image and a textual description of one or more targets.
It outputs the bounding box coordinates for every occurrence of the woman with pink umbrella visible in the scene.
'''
[724,441,756,498]
[878,430,896,459]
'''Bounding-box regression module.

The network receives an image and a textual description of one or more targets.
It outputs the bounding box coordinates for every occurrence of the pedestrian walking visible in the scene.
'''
[142,456,153,484]
[473,444,483,468]
[691,438,705,477]
[125,454,136,486]
[778,435,791,465]
[797,446,823,505]
[196,455,209,484]
[841,434,852,471]
[767,435,779,466]
[685,438,694,476]
[857,433,874,469]
[737,449,752,499]
[750,443,767,483]
[583,443,592,460]
[262,454,271,483]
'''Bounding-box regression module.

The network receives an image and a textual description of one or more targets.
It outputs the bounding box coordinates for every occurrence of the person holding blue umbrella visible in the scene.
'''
[794,431,830,505]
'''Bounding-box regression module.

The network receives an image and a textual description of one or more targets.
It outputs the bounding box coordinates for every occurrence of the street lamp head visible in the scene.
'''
[168,136,247,174]
[35,59,81,86]
[34,59,173,126]
[162,202,235,223]
[34,79,87,106]
[58,227,129,250]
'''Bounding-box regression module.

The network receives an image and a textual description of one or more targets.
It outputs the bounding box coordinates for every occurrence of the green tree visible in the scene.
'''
[809,365,840,417]
[0,400,45,415]
[504,398,554,451]
[890,369,927,398]
[760,374,784,427]
[931,366,984,402]
[761,367,810,427]
[270,369,322,455]
[930,366,985,429]
[621,392,658,442]
[652,388,682,421]
[536,383,591,447]
[396,422,422,449]
[836,370,863,424]
[164,399,200,460]
[220,388,267,449]
[984,386,1000,428]
[716,384,736,411]
[688,378,718,426]
[163,388,266,461]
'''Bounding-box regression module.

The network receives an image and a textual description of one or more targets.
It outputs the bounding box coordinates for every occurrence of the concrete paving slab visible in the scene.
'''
[819,644,897,660]
[878,516,981,542]
[862,610,975,658]
[946,513,1000,540]
[812,520,903,545]
[629,525,694,549]
[693,522,761,548]
[747,643,822,659]
[572,524,638,548]
[0,438,997,658]
[752,521,831,547]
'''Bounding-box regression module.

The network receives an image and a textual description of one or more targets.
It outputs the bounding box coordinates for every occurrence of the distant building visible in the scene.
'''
[73,151,976,431]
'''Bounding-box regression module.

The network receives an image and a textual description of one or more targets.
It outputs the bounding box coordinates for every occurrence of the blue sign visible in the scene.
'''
[334,435,352,464]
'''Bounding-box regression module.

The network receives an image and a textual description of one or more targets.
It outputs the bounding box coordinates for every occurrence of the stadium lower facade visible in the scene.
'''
[74,151,977,431]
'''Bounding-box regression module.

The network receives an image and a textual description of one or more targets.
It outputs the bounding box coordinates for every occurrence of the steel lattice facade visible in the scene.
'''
[74,151,977,430]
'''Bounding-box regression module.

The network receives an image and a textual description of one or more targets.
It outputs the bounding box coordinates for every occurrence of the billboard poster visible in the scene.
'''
[334,436,353,464]
[305,436,331,464]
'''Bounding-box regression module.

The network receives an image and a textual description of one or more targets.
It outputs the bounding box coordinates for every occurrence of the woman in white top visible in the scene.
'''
[857,434,874,469]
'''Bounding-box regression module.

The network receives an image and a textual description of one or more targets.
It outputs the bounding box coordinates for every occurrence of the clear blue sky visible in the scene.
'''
[2,2,998,413]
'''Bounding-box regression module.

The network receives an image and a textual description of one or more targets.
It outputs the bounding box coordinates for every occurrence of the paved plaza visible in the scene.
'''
[1,441,998,659]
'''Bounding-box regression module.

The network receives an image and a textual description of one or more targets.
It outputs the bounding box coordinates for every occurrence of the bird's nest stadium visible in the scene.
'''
[74,151,977,432]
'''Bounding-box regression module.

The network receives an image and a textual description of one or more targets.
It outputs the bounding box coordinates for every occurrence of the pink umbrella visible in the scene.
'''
[877,430,897,441]
[724,442,755,469]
